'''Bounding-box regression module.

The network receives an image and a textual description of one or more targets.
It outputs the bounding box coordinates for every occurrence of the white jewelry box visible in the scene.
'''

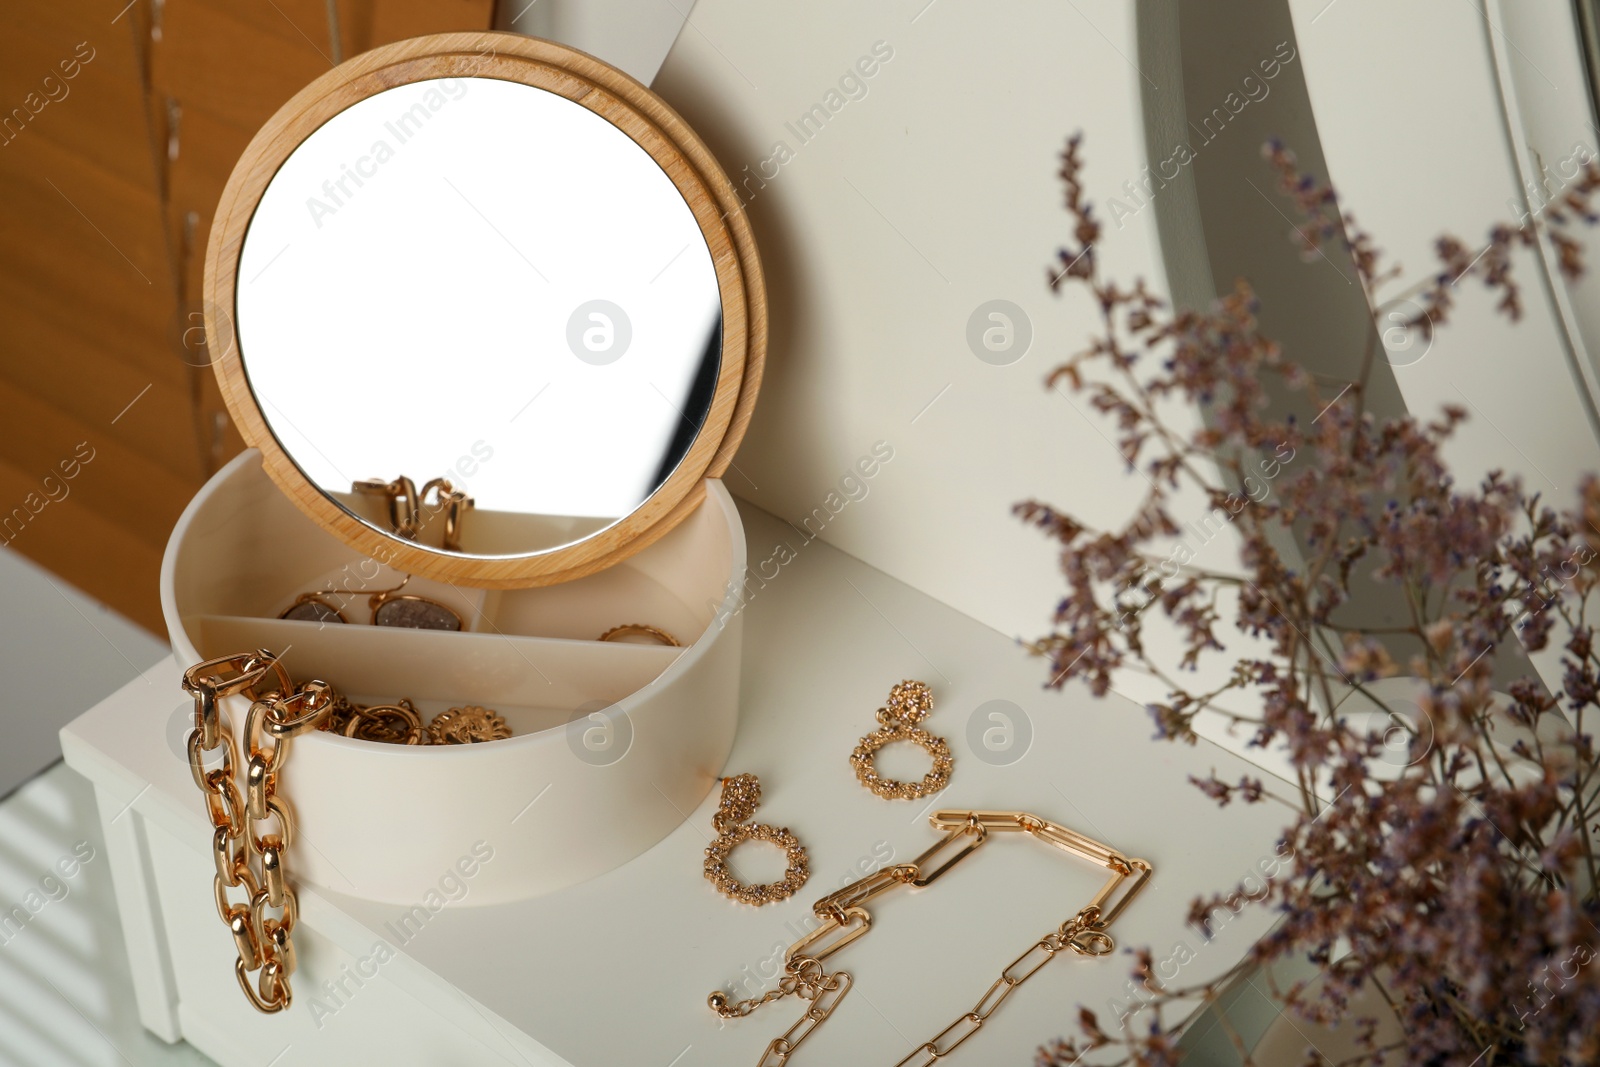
[162,450,747,905]
[135,26,769,919]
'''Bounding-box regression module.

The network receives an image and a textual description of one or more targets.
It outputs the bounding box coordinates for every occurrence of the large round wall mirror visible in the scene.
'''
[205,33,764,587]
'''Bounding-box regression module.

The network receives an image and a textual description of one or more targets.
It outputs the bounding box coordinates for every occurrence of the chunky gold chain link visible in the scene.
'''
[181,650,333,1014]
[709,810,1152,1066]
[179,649,516,1013]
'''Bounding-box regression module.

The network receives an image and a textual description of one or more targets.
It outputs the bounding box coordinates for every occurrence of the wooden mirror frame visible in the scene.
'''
[204,32,765,588]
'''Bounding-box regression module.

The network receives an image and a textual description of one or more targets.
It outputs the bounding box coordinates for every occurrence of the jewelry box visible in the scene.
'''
[150,29,764,910]
[162,451,748,905]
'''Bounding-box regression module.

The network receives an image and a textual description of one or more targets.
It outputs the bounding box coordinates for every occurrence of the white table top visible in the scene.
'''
[54,500,1290,1066]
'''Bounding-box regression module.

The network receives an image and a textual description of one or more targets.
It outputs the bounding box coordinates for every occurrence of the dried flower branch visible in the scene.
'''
[1024,135,1600,1066]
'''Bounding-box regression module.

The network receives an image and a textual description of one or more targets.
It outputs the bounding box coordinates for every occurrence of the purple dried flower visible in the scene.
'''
[1029,137,1600,1067]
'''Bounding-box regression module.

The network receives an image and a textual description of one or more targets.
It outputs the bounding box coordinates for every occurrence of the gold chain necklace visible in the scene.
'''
[180,648,514,1012]
[709,810,1152,1066]
[181,650,328,1012]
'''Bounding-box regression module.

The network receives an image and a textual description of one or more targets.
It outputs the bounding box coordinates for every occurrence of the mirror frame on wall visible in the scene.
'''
[204,31,765,588]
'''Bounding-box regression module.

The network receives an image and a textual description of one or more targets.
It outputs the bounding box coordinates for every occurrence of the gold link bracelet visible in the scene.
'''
[182,650,329,1013]
[709,810,1152,1066]
[180,648,513,1013]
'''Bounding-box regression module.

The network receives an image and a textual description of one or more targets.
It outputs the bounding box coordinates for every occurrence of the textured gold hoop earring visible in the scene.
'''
[850,680,953,800]
[703,773,810,906]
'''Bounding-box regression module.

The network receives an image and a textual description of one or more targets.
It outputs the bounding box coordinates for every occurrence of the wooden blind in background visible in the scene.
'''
[0,0,495,633]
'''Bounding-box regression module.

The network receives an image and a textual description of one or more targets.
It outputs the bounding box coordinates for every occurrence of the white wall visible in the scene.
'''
[1287,0,1600,500]
[647,0,1600,761]
[653,0,1237,656]
[500,0,686,85]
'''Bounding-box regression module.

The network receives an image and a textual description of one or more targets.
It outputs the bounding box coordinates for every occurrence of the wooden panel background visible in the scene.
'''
[0,0,494,633]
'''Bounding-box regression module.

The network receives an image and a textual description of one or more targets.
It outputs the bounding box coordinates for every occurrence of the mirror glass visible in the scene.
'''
[234,76,723,558]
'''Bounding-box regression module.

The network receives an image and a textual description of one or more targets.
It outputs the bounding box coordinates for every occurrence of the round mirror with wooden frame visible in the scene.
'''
[204,31,764,588]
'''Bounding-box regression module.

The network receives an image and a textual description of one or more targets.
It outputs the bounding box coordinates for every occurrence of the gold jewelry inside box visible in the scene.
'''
[598,623,682,647]
[354,476,473,552]
[280,576,464,632]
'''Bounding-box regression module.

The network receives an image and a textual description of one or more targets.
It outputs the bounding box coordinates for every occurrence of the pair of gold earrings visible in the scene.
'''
[703,680,953,906]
